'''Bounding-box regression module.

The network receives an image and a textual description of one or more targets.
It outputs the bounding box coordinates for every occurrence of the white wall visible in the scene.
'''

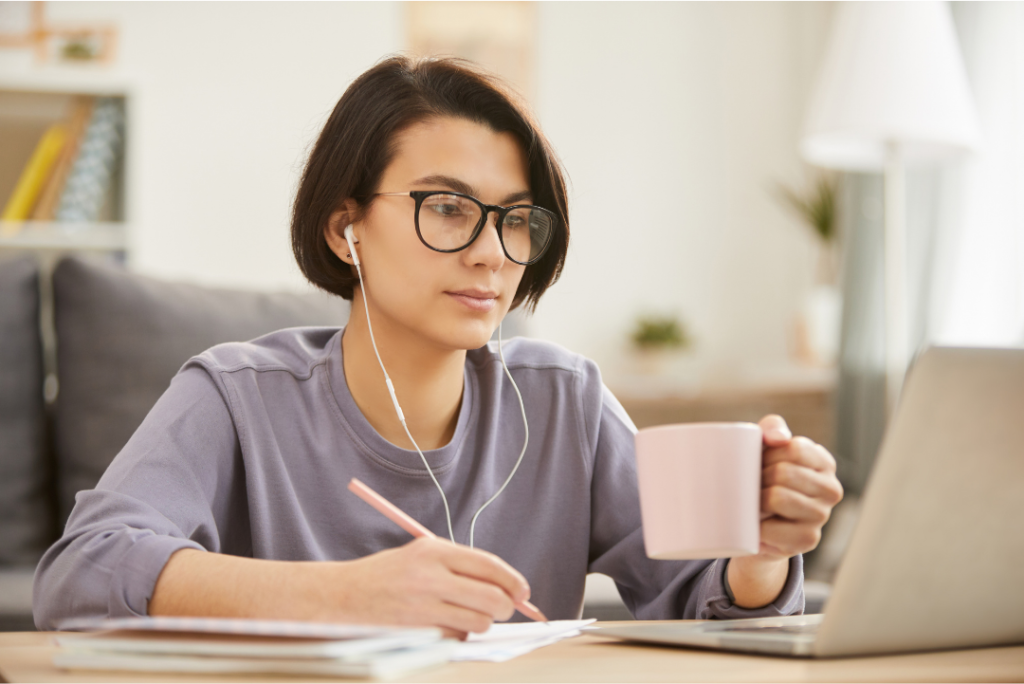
[27,2,832,386]
[533,2,834,385]
[46,1,403,292]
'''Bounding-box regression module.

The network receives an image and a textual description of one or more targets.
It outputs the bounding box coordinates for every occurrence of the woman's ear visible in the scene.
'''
[324,201,361,265]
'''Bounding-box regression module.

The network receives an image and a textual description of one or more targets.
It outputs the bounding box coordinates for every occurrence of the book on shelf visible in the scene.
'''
[0,94,119,237]
[55,97,125,224]
[0,122,67,224]
[31,97,96,222]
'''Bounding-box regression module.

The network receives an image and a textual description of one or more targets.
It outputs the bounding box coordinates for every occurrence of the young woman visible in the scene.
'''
[34,56,843,638]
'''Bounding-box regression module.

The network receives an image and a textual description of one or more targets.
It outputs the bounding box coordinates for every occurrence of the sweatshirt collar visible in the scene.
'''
[325,327,473,475]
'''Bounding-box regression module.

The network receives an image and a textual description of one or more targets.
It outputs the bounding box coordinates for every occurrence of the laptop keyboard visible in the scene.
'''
[715,622,820,635]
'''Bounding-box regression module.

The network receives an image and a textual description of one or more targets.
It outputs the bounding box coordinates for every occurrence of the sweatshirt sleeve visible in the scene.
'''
[583,362,804,620]
[33,363,247,630]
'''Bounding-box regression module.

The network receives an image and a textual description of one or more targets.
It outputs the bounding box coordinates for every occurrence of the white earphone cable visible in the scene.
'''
[353,257,456,543]
[468,320,530,549]
[348,226,530,548]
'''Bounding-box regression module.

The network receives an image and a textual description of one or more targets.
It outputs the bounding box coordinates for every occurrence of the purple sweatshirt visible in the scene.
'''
[33,327,803,629]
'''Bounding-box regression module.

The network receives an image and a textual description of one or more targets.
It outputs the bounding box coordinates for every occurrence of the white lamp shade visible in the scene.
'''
[801,2,982,171]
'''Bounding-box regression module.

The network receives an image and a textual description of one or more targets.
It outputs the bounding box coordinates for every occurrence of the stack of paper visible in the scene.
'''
[53,617,454,680]
[453,619,596,662]
[53,616,596,677]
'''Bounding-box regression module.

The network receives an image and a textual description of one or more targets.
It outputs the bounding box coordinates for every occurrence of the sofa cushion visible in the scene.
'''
[53,256,349,525]
[0,256,52,565]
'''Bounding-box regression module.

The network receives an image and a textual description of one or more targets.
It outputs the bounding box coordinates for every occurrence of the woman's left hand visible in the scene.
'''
[726,414,844,608]
[756,414,844,558]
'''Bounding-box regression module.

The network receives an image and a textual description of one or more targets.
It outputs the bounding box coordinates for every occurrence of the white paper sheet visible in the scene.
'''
[452,619,595,662]
[57,615,438,641]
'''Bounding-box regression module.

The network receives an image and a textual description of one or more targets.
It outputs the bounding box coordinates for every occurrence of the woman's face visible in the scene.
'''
[337,116,530,352]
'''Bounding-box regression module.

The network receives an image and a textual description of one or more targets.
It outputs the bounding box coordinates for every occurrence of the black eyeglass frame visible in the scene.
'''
[372,190,557,266]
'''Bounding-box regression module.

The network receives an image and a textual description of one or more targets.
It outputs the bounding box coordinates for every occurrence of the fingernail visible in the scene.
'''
[769,427,792,441]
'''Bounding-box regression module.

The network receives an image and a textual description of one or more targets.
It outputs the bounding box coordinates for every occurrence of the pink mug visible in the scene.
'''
[635,422,762,559]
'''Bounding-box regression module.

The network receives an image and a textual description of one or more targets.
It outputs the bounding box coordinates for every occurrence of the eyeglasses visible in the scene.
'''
[372,190,556,266]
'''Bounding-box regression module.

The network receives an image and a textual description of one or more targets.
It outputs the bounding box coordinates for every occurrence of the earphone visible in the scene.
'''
[343,224,530,548]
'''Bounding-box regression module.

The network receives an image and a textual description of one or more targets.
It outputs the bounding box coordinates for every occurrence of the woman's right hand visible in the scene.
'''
[312,537,532,639]
[151,539,531,640]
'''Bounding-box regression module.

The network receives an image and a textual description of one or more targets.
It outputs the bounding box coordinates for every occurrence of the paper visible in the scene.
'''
[452,619,595,662]
[54,616,595,667]
[53,641,457,680]
[54,630,441,660]
[52,617,453,680]
[57,615,438,641]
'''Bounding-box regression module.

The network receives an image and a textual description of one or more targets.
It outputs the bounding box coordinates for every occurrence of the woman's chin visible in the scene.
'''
[462,329,497,351]
[433,319,496,352]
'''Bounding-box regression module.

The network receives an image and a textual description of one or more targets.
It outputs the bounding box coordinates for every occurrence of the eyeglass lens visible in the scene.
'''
[418,193,553,264]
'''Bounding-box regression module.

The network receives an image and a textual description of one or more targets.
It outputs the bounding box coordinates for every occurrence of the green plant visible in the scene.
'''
[61,37,98,61]
[776,173,837,243]
[631,315,691,350]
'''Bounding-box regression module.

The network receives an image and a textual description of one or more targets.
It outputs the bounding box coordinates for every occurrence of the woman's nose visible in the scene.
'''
[466,211,507,269]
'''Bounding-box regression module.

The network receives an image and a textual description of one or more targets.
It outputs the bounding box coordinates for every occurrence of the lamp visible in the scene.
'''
[800,1,982,415]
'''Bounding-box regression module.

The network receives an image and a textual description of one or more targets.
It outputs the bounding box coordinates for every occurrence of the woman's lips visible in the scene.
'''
[446,292,497,312]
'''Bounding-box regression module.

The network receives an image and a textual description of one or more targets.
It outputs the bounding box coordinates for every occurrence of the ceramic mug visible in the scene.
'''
[635,422,762,559]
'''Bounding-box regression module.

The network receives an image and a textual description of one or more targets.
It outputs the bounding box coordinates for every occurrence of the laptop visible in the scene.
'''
[595,346,1024,657]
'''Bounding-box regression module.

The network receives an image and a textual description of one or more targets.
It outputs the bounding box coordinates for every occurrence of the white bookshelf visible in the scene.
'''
[0,72,134,257]
[1,73,135,406]
[0,70,133,98]
[0,221,126,251]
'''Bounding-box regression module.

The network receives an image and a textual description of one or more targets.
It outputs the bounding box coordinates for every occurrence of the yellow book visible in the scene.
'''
[32,97,96,222]
[1,124,68,224]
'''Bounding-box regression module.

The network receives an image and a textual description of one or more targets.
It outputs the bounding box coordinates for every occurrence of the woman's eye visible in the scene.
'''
[427,203,464,217]
[503,214,527,230]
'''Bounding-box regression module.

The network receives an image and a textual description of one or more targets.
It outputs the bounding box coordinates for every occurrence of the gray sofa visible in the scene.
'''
[0,254,635,630]
[0,255,349,630]
[1,255,830,629]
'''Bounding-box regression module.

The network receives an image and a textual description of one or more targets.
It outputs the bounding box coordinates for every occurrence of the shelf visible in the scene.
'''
[0,70,134,98]
[0,221,126,252]
[1,85,130,231]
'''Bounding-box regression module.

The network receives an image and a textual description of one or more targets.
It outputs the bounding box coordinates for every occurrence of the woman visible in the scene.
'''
[34,56,843,638]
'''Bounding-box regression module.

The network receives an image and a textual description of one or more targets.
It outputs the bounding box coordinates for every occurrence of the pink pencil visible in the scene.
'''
[347,478,548,623]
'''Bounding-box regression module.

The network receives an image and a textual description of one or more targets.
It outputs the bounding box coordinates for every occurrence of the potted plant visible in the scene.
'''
[777,173,839,285]
[776,173,842,367]
[629,314,694,378]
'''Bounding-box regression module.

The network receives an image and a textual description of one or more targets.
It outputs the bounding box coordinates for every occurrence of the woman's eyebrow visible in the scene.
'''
[411,175,532,206]
[411,175,477,197]
[502,190,532,205]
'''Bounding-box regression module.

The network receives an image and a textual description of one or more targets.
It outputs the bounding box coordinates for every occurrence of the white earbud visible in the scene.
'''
[343,224,360,266]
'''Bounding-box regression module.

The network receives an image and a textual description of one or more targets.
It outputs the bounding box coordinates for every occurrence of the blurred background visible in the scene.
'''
[2,1,1022,625]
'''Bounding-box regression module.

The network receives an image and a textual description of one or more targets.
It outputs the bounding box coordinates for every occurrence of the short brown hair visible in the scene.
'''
[291,55,569,312]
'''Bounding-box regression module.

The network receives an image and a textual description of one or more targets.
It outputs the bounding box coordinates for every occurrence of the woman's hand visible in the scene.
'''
[726,414,844,608]
[151,538,531,641]
[317,537,531,639]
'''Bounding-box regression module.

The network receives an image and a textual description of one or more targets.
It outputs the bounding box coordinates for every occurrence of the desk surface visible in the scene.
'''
[2,623,1022,683]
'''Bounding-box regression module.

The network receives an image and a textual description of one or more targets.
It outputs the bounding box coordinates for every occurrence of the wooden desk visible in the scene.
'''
[2,624,1022,683]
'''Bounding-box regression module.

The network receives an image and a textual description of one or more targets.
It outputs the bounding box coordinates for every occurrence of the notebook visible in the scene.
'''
[53,616,595,675]
[53,616,452,679]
